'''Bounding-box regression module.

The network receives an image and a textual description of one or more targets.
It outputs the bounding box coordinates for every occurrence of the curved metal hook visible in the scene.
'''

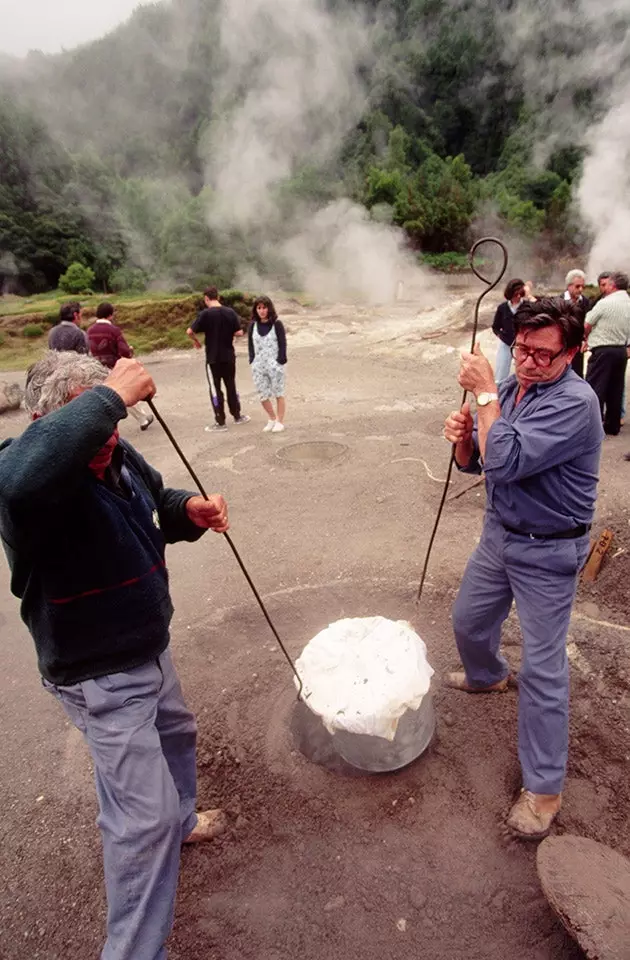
[469,236,509,289]
[416,237,509,603]
[468,238,509,353]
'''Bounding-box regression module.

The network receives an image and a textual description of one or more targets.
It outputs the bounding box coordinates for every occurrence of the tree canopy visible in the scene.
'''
[0,0,606,292]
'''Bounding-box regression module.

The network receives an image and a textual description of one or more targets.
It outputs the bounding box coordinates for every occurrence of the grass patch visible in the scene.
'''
[419,251,478,272]
[23,323,46,339]
[0,289,257,370]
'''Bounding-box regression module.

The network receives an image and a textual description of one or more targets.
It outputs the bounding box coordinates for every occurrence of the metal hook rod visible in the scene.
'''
[416,238,508,602]
[146,398,304,699]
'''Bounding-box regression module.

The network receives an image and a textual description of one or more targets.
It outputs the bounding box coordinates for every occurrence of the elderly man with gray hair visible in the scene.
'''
[563,269,590,377]
[0,351,230,960]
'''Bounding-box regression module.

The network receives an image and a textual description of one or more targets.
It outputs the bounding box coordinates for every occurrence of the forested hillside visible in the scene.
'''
[0,0,625,294]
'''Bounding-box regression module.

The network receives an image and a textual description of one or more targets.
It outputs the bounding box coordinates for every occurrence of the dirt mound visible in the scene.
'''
[163,578,628,960]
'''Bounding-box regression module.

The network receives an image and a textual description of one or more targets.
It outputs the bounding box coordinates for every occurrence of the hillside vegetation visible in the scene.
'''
[0,289,255,371]
[0,0,624,295]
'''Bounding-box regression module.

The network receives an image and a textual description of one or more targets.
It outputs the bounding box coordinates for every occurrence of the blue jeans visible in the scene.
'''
[494,340,513,382]
[44,648,198,960]
[452,513,590,795]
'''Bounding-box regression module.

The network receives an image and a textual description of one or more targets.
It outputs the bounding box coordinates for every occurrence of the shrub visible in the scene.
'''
[109,267,147,294]
[219,289,246,306]
[172,283,194,294]
[23,323,45,338]
[59,262,96,295]
[420,252,470,272]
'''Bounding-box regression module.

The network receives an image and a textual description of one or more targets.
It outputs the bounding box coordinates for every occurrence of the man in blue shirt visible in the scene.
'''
[443,299,603,840]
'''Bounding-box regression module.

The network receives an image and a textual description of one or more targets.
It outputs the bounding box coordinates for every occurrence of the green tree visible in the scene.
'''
[395,153,477,251]
[59,262,95,294]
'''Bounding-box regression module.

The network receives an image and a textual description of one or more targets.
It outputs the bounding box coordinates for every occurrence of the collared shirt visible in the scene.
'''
[587,289,630,349]
[460,368,604,534]
[563,290,588,310]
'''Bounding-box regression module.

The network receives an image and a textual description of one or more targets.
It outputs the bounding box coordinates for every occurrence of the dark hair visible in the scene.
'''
[597,271,611,283]
[514,296,583,350]
[96,301,115,320]
[504,278,525,301]
[609,272,629,292]
[204,286,219,301]
[251,295,278,324]
[59,301,81,324]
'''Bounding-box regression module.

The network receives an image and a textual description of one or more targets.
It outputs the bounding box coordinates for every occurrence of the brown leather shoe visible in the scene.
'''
[446,671,510,693]
[183,809,228,844]
[506,790,562,840]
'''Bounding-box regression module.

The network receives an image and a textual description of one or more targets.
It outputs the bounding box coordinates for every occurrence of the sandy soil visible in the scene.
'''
[0,283,628,959]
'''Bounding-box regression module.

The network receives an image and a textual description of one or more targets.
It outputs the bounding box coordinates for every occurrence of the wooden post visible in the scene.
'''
[581,529,614,583]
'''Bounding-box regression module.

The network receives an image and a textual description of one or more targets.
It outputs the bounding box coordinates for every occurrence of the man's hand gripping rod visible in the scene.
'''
[416,237,508,603]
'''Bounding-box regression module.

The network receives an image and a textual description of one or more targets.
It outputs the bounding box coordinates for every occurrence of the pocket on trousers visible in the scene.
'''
[513,538,584,577]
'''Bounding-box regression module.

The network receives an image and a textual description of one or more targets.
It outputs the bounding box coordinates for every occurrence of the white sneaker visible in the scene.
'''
[263,420,276,432]
[234,415,250,424]
[271,422,285,433]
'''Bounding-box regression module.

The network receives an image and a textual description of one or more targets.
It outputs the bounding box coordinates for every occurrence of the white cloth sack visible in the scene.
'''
[295,617,434,741]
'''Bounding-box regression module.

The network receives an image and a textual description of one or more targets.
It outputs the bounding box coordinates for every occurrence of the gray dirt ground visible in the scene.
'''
[0,286,629,960]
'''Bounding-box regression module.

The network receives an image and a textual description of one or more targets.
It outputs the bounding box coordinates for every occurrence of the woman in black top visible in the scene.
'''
[492,278,526,382]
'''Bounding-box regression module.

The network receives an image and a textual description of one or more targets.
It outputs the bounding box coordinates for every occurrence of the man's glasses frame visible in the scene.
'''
[510,343,566,368]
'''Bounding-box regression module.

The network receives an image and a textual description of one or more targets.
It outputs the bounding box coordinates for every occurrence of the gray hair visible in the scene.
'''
[610,271,629,292]
[565,269,586,287]
[25,351,109,416]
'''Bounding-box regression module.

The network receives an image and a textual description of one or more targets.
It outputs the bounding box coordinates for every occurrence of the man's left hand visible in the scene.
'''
[186,495,229,533]
[458,343,497,397]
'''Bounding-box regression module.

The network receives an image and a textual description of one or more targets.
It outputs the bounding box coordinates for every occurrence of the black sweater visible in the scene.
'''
[492,301,517,346]
[248,320,287,364]
[0,387,204,684]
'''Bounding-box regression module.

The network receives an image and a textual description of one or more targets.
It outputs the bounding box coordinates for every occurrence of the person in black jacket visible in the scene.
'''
[492,279,526,382]
[0,351,230,960]
[563,269,590,378]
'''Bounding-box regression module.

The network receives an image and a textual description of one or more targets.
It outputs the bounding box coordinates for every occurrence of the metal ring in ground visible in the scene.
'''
[275,440,349,467]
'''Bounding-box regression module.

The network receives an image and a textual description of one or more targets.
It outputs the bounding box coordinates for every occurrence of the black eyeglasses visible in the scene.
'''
[510,344,566,368]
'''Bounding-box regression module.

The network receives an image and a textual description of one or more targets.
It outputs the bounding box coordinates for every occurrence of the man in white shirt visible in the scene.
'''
[585,272,630,435]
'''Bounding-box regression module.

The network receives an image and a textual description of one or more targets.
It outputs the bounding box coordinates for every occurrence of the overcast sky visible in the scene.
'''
[0,0,145,57]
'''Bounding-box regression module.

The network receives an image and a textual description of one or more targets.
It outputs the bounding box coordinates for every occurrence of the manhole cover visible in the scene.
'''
[276,441,348,466]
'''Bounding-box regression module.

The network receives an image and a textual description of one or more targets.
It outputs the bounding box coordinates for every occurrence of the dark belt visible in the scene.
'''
[502,523,591,541]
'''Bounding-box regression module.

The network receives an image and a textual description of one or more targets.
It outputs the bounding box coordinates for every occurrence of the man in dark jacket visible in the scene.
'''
[87,301,153,431]
[48,301,89,353]
[563,269,590,377]
[0,351,229,960]
[186,286,250,431]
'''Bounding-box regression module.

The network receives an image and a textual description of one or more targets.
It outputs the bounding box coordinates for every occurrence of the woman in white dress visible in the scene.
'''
[248,296,288,433]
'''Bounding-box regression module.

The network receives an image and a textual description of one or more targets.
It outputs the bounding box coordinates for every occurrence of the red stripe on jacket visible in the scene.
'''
[49,562,166,605]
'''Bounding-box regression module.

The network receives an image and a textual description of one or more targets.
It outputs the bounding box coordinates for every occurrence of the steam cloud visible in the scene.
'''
[499,0,630,277]
[204,0,431,303]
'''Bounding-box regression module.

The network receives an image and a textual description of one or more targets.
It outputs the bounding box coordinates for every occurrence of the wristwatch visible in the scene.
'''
[476,391,499,407]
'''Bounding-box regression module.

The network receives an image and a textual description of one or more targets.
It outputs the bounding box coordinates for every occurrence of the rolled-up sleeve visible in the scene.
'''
[483,395,590,483]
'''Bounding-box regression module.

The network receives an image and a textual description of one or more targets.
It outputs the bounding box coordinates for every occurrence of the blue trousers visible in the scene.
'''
[494,340,513,383]
[44,648,198,960]
[452,514,590,795]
